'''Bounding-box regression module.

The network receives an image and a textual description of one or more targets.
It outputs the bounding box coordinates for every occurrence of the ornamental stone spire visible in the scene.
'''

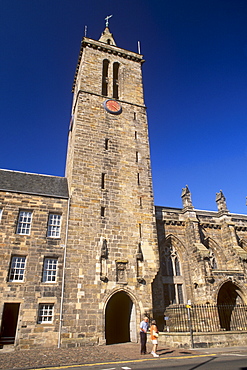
[181,185,194,210]
[216,190,229,214]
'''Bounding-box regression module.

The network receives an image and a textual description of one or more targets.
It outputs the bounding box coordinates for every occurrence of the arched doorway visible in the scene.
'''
[217,281,244,331]
[105,291,135,345]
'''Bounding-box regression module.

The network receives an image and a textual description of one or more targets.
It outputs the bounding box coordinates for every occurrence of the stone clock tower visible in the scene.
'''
[63,24,159,347]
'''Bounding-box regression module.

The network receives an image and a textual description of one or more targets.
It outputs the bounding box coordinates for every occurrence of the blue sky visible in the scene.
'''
[1,0,247,214]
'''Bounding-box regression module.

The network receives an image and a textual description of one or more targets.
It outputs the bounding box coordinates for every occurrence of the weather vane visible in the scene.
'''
[105,15,113,27]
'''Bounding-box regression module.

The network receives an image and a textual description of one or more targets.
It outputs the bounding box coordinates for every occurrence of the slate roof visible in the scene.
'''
[0,169,69,198]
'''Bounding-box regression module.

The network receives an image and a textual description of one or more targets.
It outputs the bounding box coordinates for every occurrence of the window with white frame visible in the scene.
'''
[17,211,32,235]
[38,304,54,323]
[42,258,58,282]
[9,256,26,282]
[47,214,61,238]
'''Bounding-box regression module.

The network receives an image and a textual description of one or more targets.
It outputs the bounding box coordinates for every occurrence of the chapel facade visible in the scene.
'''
[0,25,247,349]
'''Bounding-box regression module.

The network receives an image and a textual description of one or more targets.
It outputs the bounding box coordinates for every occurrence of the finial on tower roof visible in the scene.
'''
[99,19,116,46]
[105,14,113,27]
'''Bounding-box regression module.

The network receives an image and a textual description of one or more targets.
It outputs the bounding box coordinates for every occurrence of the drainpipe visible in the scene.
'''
[58,196,71,348]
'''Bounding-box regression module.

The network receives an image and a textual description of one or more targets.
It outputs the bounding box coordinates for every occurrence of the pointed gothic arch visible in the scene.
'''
[163,234,187,255]
[217,280,246,331]
[204,237,227,270]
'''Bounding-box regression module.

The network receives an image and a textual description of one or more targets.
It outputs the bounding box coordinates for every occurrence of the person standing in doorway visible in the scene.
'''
[150,319,159,357]
[140,316,149,355]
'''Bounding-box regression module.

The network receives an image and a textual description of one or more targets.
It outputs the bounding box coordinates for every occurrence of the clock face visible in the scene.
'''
[103,99,122,115]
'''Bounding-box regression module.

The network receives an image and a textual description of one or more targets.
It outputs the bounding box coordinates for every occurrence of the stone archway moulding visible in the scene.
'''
[102,286,139,311]
[163,234,187,254]
[214,278,247,305]
[103,287,140,344]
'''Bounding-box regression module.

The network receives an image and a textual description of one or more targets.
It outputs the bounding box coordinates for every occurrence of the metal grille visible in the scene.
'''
[165,304,247,332]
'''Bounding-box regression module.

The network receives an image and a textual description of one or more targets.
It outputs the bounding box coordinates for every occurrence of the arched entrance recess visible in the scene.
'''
[217,281,244,331]
[105,291,136,345]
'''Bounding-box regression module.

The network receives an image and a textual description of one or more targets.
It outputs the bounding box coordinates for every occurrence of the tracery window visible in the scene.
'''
[162,245,181,276]
[162,243,185,306]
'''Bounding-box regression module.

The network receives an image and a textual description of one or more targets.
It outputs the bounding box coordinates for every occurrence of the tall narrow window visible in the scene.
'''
[135,131,137,140]
[105,138,109,150]
[102,59,109,96]
[42,258,58,283]
[101,173,106,189]
[9,256,26,282]
[0,208,2,222]
[139,197,142,209]
[17,211,32,235]
[177,284,184,304]
[136,152,139,163]
[47,214,61,238]
[137,173,140,185]
[101,207,105,217]
[139,223,142,238]
[175,257,181,276]
[170,284,176,304]
[113,62,119,99]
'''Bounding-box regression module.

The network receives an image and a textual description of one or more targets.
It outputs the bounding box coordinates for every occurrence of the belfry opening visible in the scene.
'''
[105,291,136,345]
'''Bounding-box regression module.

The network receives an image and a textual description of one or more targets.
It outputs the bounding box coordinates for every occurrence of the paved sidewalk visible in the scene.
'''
[0,342,246,370]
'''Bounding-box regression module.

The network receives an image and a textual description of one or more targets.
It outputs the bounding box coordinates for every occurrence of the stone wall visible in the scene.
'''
[158,330,247,349]
[0,191,68,348]
[153,187,247,332]
[62,30,159,346]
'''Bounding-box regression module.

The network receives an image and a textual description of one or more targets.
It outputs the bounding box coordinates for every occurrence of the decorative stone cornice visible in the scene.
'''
[201,223,221,229]
[164,220,185,226]
[83,39,143,61]
[236,226,247,231]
